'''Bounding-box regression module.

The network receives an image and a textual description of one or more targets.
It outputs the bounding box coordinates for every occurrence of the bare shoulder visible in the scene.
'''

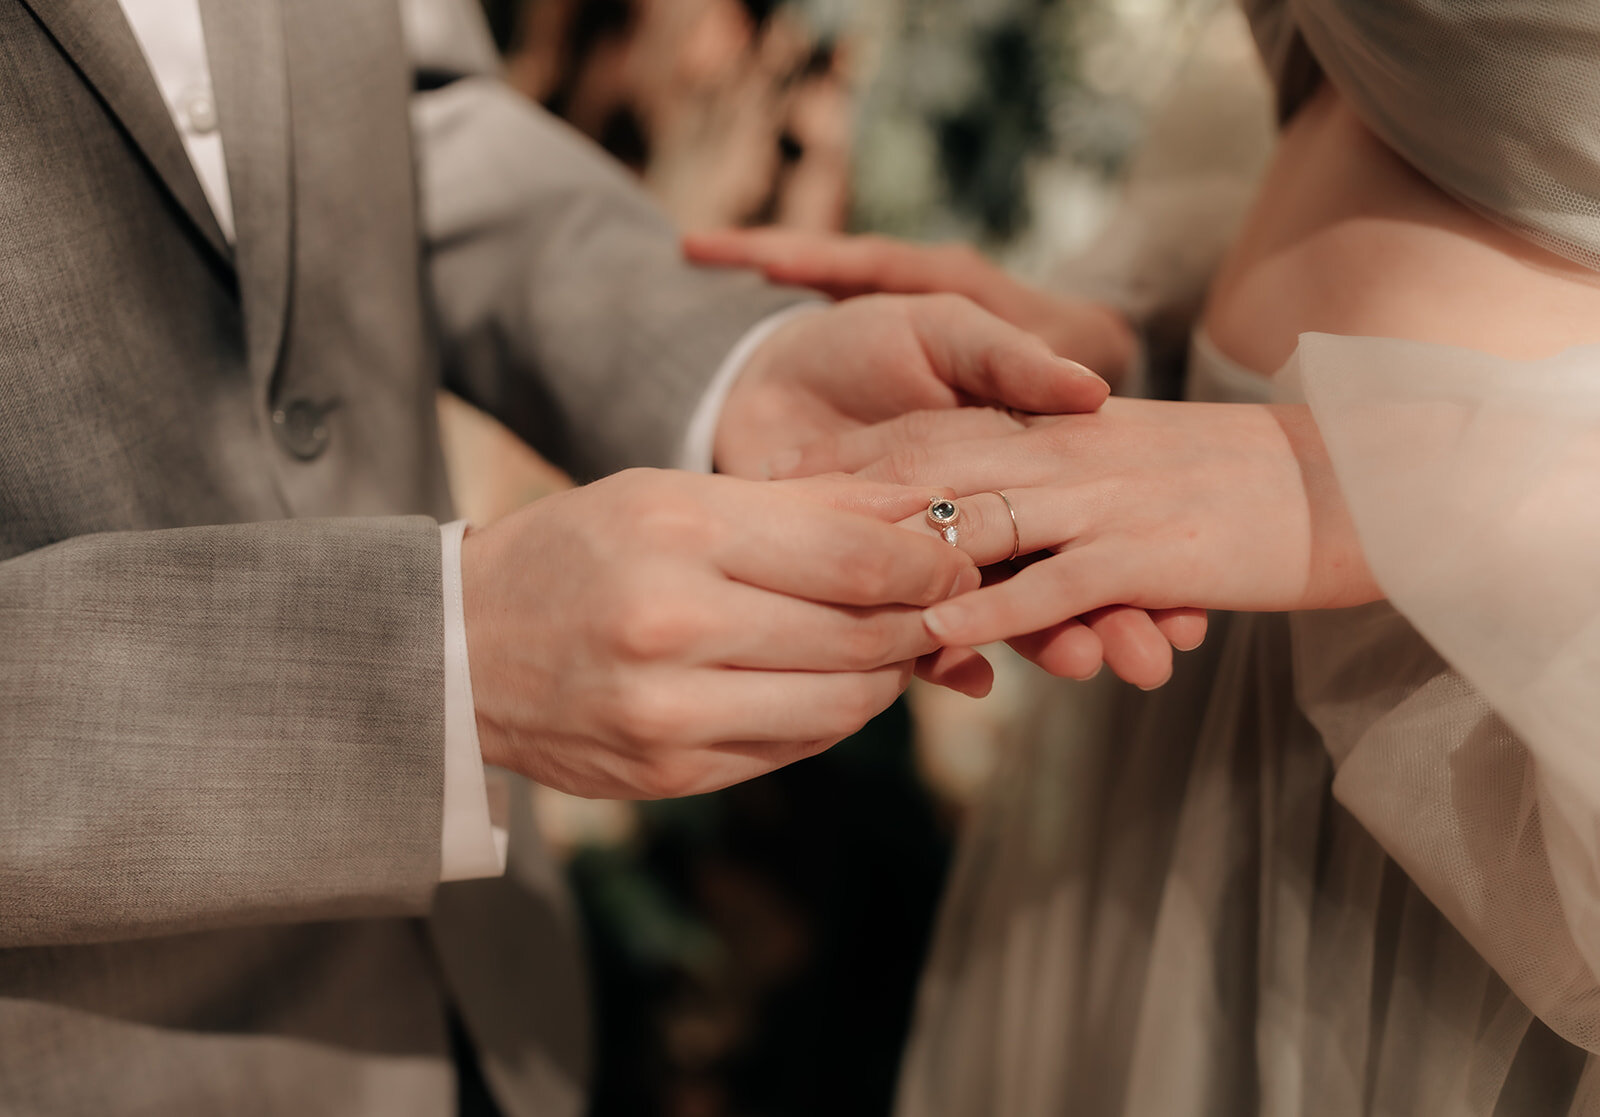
[1203,84,1600,375]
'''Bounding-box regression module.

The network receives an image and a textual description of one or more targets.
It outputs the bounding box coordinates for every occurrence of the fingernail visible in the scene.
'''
[923,605,957,641]
[1138,675,1172,692]
[948,565,981,598]
[1056,356,1103,381]
[766,449,802,479]
[1078,664,1102,681]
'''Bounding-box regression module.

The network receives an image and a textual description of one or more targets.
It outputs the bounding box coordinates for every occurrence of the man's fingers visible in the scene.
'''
[616,664,914,798]
[770,409,1026,480]
[718,487,980,608]
[710,584,941,671]
[904,296,1108,415]
[677,664,913,749]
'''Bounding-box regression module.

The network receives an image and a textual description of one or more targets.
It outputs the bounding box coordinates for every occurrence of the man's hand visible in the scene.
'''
[687,228,1138,382]
[712,293,1110,481]
[461,469,980,800]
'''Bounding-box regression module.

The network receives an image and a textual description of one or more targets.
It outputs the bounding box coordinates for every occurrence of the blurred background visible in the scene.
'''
[441,1,1275,1112]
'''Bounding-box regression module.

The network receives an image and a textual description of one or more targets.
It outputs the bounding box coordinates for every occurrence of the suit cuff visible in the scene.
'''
[439,520,509,881]
[675,304,827,473]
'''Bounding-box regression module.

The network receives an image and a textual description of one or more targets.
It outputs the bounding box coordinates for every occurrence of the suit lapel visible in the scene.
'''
[18,0,233,264]
[197,0,294,399]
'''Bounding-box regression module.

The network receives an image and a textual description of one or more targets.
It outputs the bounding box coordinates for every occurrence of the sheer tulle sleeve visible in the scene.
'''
[1284,332,1600,1049]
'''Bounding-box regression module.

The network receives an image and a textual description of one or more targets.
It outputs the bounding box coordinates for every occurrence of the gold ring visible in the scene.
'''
[992,490,1020,562]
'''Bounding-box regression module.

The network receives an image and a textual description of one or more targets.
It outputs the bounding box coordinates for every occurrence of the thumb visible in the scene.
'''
[910,296,1110,414]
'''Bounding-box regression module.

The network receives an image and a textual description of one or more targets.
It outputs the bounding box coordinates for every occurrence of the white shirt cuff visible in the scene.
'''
[675,304,827,473]
[439,519,509,882]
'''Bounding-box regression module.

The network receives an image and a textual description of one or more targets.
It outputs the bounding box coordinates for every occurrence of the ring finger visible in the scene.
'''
[897,488,1079,566]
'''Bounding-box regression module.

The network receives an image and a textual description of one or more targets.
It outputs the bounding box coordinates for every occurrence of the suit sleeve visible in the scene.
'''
[0,516,447,947]
[405,0,817,482]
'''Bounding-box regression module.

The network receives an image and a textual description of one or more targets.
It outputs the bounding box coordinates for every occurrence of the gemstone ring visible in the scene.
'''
[927,497,961,545]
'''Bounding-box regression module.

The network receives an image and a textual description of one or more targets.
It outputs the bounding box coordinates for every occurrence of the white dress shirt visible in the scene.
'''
[116,0,796,881]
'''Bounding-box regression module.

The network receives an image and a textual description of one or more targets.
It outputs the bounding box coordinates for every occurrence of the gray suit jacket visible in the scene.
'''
[0,0,805,1111]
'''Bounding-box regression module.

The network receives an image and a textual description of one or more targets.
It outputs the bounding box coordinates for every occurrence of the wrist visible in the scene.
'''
[711,314,813,478]
[1272,405,1384,610]
[459,523,517,772]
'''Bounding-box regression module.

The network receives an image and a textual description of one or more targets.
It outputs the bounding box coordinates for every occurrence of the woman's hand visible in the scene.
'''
[685,227,1138,384]
[788,400,1381,678]
[766,404,1211,688]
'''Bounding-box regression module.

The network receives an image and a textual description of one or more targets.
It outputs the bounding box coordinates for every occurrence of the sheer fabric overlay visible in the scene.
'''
[1291,333,1600,1053]
[895,335,1600,1117]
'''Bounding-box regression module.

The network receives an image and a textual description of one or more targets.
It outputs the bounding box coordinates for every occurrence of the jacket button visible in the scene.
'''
[271,400,332,461]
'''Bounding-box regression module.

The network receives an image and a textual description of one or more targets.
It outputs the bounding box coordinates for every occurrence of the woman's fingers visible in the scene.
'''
[774,474,957,522]
[924,548,1123,648]
[1008,608,1175,687]
[864,433,1070,506]
[1007,619,1104,681]
[711,481,980,608]
[886,488,1202,681]
[1152,608,1208,652]
[914,645,996,698]
[1083,606,1173,689]
[771,409,1027,480]
[895,487,1077,568]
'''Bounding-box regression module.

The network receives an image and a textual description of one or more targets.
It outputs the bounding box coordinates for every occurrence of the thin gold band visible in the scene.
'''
[992,490,1021,562]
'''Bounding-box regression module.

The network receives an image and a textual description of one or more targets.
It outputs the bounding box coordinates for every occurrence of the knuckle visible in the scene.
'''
[637,756,703,800]
[613,474,717,549]
[614,682,690,750]
[839,618,900,670]
[611,596,698,660]
[843,674,894,730]
[843,544,900,602]
[876,443,932,485]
